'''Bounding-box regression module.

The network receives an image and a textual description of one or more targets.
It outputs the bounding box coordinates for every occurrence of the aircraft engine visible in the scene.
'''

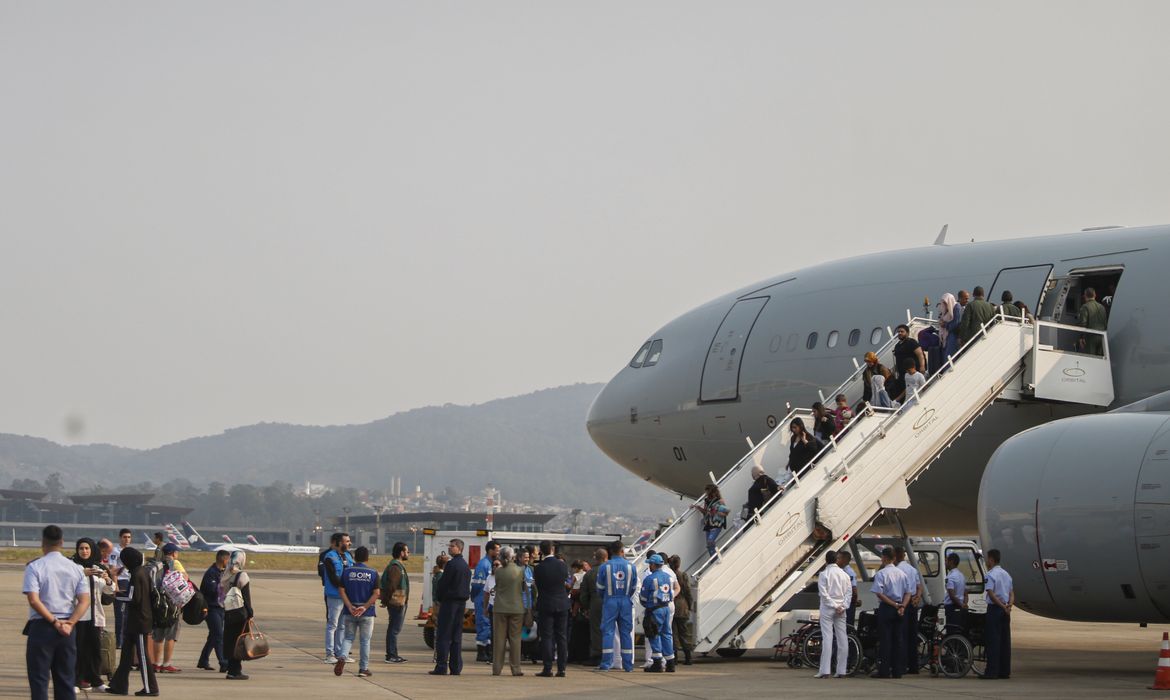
[978,411,1170,622]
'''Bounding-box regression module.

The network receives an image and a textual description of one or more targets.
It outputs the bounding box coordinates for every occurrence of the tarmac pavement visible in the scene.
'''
[2,568,1164,699]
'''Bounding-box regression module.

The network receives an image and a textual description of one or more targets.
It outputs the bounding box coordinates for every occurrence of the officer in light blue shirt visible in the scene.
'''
[943,553,968,630]
[24,524,90,700]
[983,549,1014,680]
[894,546,926,675]
[870,548,910,678]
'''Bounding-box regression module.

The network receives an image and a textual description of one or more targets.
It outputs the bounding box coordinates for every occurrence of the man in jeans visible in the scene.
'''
[111,528,133,648]
[323,532,354,664]
[380,541,410,664]
[197,549,230,672]
[335,546,379,678]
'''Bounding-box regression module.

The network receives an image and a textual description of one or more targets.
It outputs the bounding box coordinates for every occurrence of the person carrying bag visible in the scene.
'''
[220,551,262,680]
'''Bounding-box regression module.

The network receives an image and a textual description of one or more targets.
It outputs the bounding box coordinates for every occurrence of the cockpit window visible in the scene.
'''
[629,342,651,368]
[643,339,664,367]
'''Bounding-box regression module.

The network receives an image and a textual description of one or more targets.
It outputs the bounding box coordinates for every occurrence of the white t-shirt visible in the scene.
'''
[904,371,926,400]
[486,573,497,608]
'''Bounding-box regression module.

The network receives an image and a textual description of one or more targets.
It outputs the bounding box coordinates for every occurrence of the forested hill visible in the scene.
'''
[0,384,679,513]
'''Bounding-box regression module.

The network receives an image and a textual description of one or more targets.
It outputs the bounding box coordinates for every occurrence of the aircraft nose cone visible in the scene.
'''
[586,380,626,461]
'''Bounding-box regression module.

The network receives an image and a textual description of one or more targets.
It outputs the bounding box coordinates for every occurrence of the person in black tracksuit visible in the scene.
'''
[430,539,471,676]
[108,547,159,697]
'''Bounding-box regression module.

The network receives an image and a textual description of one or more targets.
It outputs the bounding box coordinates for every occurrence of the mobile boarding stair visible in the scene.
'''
[634,314,1114,654]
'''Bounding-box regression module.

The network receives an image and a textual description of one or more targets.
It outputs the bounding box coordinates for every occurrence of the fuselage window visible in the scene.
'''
[848,329,861,347]
[643,339,664,367]
[870,327,883,345]
[786,333,799,352]
[827,330,839,349]
[806,332,819,350]
[629,341,651,368]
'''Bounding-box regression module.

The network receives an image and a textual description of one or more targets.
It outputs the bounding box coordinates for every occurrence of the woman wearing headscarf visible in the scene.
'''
[861,352,892,404]
[937,292,962,361]
[220,551,255,681]
[745,465,780,517]
[73,537,114,691]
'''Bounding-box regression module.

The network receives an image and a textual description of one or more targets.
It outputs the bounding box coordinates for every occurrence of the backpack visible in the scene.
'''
[182,589,208,625]
[318,549,330,586]
[144,560,182,628]
[160,568,195,608]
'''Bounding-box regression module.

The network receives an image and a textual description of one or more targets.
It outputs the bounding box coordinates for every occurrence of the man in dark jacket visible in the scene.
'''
[197,550,229,672]
[577,548,607,666]
[534,540,570,677]
[430,539,471,676]
[108,546,159,696]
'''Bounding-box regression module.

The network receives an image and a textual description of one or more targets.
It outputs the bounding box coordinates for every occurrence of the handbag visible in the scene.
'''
[390,589,407,607]
[233,619,269,660]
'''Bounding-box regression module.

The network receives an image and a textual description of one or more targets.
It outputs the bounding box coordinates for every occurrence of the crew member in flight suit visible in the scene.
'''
[596,544,637,672]
[1077,288,1108,356]
[639,554,675,673]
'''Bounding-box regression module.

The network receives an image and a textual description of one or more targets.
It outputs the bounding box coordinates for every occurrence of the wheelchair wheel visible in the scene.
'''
[970,641,988,677]
[801,628,862,676]
[916,632,930,670]
[938,634,973,678]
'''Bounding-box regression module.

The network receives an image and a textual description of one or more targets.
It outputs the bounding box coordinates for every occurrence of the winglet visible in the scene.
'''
[933,224,949,246]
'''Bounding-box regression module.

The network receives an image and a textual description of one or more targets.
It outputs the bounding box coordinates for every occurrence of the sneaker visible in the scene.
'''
[334,658,346,676]
[324,656,337,664]
[160,666,181,673]
[357,669,372,677]
[226,673,249,680]
[385,656,407,664]
[345,656,356,663]
[814,673,830,678]
[97,686,110,693]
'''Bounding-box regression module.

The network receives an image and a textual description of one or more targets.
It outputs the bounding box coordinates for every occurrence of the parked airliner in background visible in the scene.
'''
[587,224,1170,623]
[179,522,318,555]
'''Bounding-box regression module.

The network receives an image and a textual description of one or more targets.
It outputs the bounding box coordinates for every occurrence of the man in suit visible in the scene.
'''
[430,539,471,676]
[533,540,570,677]
[577,548,607,666]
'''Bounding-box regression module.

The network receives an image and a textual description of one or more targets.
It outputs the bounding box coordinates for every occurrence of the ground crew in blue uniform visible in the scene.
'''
[471,540,499,662]
[639,554,675,673]
[894,546,925,674]
[983,548,1014,680]
[943,552,967,631]
[870,547,911,678]
[595,542,637,672]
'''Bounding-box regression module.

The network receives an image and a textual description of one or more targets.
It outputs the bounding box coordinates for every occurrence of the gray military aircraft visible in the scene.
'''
[587,223,1168,623]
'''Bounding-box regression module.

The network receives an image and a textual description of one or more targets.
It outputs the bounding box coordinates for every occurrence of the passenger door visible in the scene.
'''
[988,264,1053,314]
[700,297,769,402]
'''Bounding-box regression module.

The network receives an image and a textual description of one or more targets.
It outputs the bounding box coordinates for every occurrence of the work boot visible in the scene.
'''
[665,660,676,673]
[644,662,663,673]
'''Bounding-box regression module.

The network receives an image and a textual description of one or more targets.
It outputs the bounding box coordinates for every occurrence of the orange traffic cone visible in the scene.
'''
[1151,632,1170,690]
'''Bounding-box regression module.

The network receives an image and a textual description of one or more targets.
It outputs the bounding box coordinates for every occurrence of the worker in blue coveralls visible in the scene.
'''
[639,554,675,673]
[471,540,499,663]
[596,541,637,672]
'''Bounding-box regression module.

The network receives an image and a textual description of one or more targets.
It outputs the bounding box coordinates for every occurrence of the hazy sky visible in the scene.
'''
[3,2,1169,448]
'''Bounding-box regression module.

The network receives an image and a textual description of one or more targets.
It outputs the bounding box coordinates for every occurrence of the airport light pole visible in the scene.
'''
[342,507,351,537]
[373,505,385,555]
[410,526,418,556]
